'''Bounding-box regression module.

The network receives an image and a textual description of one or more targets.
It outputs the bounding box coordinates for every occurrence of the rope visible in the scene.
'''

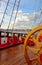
[7,0,17,30]
[12,0,21,33]
[37,0,42,25]
[0,0,10,27]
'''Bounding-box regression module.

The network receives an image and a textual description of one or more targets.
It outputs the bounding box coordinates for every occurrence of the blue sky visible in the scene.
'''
[0,0,42,29]
[0,0,42,14]
[19,0,42,13]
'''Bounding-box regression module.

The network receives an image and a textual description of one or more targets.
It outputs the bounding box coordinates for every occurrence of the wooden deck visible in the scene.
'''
[0,44,38,65]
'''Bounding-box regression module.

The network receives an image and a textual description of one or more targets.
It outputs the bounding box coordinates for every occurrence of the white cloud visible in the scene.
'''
[13,10,42,29]
[1,10,42,29]
[13,10,30,23]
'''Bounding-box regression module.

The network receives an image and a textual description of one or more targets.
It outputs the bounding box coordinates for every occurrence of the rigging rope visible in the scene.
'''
[0,0,2,7]
[36,0,42,25]
[0,0,10,28]
[7,0,17,30]
[12,0,21,35]
[34,0,37,21]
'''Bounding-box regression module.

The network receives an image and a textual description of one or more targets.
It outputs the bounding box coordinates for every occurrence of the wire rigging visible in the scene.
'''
[36,0,42,25]
[0,0,2,7]
[34,0,37,21]
[7,0,17,30]
[38,8,42,25]
[12,0,21,33]
[0,0,10,28]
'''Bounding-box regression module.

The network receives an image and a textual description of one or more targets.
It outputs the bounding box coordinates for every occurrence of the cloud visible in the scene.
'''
[13,10,30,23]
[1,10,42,29]
[13,10,42,29]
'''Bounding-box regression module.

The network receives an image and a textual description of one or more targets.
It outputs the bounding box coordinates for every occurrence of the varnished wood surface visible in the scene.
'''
[0,44,38,65]
[0,44,28,65]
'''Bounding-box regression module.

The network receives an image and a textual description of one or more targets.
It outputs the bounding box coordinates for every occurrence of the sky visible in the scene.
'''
[19,0,42,13]
[0,0,42,29]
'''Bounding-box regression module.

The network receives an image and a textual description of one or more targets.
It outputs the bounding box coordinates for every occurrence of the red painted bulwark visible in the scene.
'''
[28,39,35,46]
[0,36,21,49]
[13,35,20,44]
[0,37,1,44]
[39,36,42,42]
[40,54,42,63]
[0,37,9,49]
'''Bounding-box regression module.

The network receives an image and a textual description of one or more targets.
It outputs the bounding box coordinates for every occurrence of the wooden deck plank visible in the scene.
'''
[0,44,38,65]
